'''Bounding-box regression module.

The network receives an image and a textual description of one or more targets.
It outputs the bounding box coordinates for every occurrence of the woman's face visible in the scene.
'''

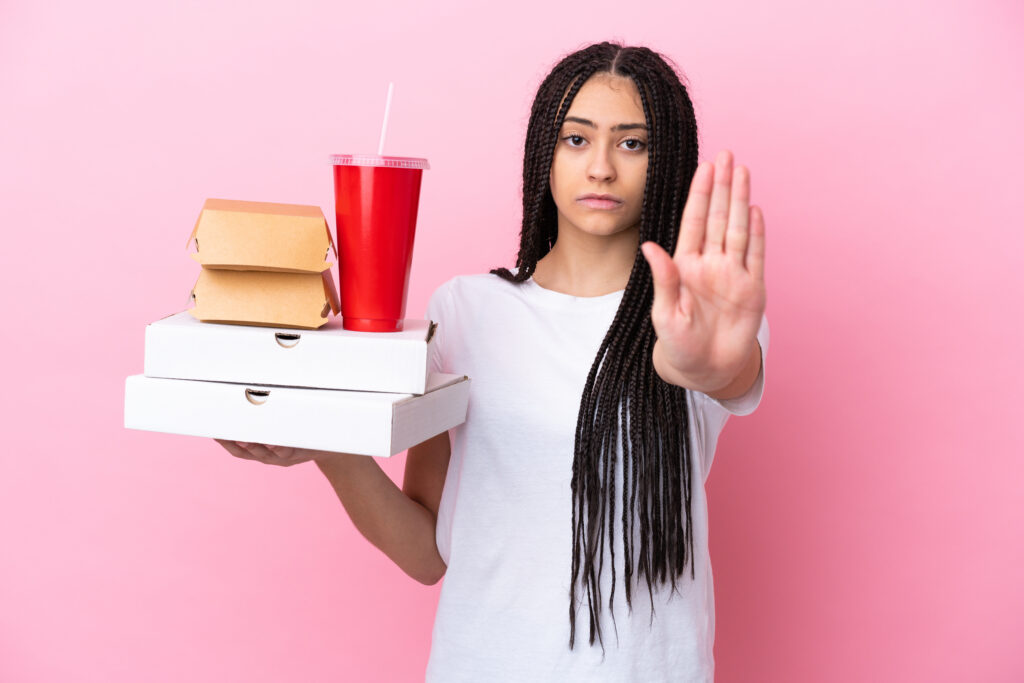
[549,72,649,241]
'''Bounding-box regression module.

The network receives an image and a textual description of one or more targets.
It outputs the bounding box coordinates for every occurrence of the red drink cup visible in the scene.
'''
[330,154,430,332]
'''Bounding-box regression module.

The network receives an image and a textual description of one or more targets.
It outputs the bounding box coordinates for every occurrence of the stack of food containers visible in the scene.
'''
[185,198,341,329]
[123,197,469,457]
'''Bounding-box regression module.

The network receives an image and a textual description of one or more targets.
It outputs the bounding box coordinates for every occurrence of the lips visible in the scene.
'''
[578,194,623,210]
[578,193,623,202]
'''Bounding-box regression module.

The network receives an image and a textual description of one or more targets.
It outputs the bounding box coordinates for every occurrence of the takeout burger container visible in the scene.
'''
[189,269,340,330]
[123,372,470,457]
[144,311,439,395]
[188,198,337,272]
[185,198,341,329]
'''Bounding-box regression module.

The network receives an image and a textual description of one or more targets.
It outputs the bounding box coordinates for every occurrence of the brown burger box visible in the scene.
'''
[186,198,340,329]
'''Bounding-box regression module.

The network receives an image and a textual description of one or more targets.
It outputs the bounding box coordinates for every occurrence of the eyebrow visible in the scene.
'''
[563,116,648,132]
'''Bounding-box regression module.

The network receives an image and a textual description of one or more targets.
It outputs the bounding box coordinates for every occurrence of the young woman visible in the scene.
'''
[218,41,768,682]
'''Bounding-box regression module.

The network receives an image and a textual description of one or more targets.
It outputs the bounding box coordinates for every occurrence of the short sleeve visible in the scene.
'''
[424,279,452,375]
[702,313,769,417]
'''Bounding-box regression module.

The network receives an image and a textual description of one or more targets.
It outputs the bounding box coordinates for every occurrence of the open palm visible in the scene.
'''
[640,149,766,393]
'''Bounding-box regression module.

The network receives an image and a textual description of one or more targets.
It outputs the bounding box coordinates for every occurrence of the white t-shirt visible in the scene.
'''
[421,270,769,682]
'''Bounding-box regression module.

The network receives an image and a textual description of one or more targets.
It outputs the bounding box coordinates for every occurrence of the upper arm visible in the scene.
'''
[402,430,451,521]
[408,279,454,520]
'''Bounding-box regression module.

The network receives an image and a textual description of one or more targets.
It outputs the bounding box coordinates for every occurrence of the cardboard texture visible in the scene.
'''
[124,372,471,457]
[188,269,340,330]
[185,197,342,329]
[145,311,438,394]
[187,198,337,273]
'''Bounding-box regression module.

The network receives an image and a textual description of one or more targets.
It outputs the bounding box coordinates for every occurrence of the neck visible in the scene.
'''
[532,224,639,297]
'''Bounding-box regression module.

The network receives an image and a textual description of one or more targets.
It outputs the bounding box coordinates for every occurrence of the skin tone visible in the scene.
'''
[218,71,767,465]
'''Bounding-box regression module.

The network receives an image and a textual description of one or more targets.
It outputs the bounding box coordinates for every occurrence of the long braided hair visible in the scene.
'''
[489,41,701,651]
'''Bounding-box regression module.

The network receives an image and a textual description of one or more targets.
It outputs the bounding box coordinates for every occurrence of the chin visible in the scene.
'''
[577,219,637,237]
[556,206,640,238]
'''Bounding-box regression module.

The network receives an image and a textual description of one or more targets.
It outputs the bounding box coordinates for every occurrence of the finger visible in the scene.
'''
[641,241,681,321]
[232,440,272,463]
[703,150,733,254]
[216,439,257,460]
[747,205,766,281]
[676,161,713,258]
[265,444,294,459]
[724,164,750,264]
[265,444,305,463]
[243,443,280,462]
[268,445,319,466]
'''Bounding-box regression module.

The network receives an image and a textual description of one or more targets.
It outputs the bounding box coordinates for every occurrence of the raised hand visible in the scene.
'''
[639,149,766,395]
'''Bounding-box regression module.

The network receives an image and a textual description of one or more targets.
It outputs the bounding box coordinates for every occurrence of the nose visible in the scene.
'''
[586,142,616,183]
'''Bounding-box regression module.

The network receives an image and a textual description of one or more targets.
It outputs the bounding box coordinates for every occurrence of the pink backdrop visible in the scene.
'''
[2,0,1022,681]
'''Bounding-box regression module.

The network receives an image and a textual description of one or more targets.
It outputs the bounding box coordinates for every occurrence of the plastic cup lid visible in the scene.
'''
[330,154,430,170]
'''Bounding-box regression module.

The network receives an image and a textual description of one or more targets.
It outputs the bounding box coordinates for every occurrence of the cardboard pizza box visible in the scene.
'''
[123,372,470,458]
[144,311,438,395]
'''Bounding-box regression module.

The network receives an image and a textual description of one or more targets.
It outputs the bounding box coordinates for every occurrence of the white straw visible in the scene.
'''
[377,82,394,156]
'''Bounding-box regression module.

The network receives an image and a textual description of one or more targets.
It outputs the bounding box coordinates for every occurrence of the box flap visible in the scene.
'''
[324,216,338,262]
[188,198,335,273]
[186,204,203,251]
[390,375,471,454]
[322,268,340,316]
[394,373,468,404]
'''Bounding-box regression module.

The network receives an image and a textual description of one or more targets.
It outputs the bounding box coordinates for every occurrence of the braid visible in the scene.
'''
[489,41,701,653]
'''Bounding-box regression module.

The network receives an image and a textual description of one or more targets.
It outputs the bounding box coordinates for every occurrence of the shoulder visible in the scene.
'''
[433,271,523,303]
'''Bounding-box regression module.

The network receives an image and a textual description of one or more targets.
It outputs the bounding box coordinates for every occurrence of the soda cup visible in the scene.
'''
[330,154,430,332]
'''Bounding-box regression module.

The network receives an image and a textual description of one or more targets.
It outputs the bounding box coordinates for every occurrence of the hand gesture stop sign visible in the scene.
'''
[640,150,766,395]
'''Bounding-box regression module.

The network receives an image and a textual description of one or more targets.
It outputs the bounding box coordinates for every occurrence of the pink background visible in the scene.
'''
[2,0,1022,681]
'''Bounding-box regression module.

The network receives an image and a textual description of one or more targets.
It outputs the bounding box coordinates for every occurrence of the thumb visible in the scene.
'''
[640,241,681,320]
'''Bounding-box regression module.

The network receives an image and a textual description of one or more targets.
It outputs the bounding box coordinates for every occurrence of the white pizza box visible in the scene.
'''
[123,372,470,458]
[143,311,438,395]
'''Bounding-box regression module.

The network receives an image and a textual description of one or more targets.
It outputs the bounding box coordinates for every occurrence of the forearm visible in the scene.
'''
[314,453,446,585]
